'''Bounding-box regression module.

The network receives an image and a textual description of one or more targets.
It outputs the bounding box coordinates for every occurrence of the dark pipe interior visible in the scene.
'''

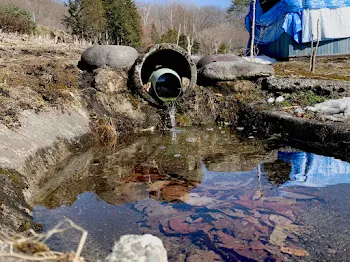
[153,73,182,99]
[141,49,191,85]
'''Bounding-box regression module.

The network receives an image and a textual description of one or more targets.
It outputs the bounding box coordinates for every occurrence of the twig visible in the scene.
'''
[0,252,67,261]
[310,19,320,73]
[0,218,87,262]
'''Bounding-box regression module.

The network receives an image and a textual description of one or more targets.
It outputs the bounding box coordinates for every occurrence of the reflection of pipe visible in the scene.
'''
[149,68,182,103]
[131,43,197,107]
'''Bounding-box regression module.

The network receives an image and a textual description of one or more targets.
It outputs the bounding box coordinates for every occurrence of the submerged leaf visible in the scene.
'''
[281,245,310,256]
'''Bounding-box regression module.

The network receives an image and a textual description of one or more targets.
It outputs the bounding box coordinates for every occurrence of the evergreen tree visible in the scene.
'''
[159,28,178,44]
[227,0,250,14]
[81,0,106,42]
[150,23,159,44]
[178,34,187,50]
[63,0,84,37]
[227,0,250,20]
[218,42,228,54]
[192,40,201,54]
[123,0,142,48]
[103,0,142,47]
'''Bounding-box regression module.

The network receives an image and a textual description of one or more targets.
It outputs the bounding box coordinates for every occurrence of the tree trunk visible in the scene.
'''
[250,0,257,62]
[310,19,320,73]
[176,24,181,46]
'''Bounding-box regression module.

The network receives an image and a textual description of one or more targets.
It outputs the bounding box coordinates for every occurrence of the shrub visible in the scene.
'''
[0,5,35,34]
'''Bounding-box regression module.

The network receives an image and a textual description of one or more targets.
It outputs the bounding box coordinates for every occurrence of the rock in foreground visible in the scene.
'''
[105,234,167,262]
[80,45,139,70]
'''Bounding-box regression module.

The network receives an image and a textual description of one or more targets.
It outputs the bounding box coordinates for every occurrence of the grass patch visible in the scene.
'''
[275,59,350,81]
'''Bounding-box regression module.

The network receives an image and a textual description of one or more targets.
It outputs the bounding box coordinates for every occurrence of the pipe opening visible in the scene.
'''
[149,69,182,102]
[141,49,192,85]
[132,44,197,107]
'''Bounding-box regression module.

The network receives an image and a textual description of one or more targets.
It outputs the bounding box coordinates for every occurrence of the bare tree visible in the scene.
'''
[136,0,249,53]
[138,2,153,26]
[250,0,256,62]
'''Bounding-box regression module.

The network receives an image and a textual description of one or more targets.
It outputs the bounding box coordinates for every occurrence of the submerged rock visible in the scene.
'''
[198,56,274,82]
[79,45,139,71]
[105,234,167,262]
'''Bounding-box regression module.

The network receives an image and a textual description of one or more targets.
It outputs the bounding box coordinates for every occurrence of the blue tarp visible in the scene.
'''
[278,152,350,187]
[245,0,350,45]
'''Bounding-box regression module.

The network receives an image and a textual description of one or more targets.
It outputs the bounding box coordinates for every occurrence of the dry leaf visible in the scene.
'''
[281,245,310,256]
[269,226,287,246]
[269,214,293,227]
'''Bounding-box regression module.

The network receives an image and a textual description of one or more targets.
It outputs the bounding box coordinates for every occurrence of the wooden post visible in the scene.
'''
[310,19,320,73]
[250,0,257,62]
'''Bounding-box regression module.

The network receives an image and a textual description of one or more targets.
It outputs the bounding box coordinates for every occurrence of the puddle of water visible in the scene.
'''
[33,127,350,261]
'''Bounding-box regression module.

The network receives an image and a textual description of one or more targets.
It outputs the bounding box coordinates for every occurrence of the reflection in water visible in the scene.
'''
[32,128,350,262]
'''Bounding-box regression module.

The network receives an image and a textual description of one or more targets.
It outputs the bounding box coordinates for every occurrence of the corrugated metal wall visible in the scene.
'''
[258,33,350,59]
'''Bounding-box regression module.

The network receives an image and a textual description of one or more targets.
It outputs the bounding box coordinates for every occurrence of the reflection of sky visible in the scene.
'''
[277,152,350,187]
[34,192,142,260]
[202,151,350,188]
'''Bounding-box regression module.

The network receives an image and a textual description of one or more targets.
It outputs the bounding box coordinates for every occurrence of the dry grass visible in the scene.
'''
[0,31,91,127]
[91,117,118,148]
[0,219,87,262]
[275,57,350,81]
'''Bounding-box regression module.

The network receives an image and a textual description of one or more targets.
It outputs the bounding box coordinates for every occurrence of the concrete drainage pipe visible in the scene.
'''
[132,43,197,107]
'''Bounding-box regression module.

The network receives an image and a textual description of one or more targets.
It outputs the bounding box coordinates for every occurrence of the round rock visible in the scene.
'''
[198,56,274,81]
[197,54,238,69]
[80,45,139,71]
[105,234,167,262]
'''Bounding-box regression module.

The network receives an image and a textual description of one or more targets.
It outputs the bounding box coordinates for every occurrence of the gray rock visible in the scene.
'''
[294,107,306,117]
[198,57,274,81]
[105,234,168,262]
[197,54,238,69]
[267,97,275,103]
[307,98,350,116]
[275,96,285,103]
[80,45,139,70]
[263,77,350,95]
[191,55,203,66]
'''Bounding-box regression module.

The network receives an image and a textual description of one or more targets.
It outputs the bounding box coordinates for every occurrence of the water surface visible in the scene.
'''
[33,127,350,261]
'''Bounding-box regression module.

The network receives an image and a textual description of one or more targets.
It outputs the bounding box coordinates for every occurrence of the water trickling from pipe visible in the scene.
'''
[169,102,176,129]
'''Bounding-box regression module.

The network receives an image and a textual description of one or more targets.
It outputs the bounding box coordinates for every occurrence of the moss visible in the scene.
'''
[176,113,192,127]
[0,168,26,188]
[233,88,264,103]
[279,100,293,107]
[292,90,327,106]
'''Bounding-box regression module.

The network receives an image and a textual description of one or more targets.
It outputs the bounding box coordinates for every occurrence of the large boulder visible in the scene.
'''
[79,45,139,71]
[105,234,167,262]
[198,55,274,82]
[197,54,238,69]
